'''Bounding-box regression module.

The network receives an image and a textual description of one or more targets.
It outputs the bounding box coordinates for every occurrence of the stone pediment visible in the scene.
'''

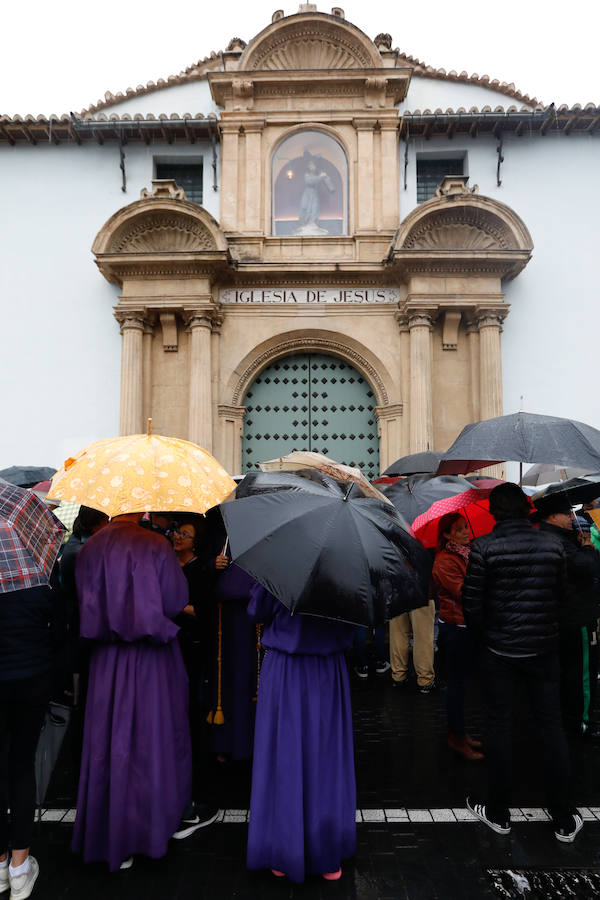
[238,13,382,71]
[403,209,513,251]
[110,211,217,253]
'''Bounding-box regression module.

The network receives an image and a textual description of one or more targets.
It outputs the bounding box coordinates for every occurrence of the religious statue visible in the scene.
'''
[295,159,335,236]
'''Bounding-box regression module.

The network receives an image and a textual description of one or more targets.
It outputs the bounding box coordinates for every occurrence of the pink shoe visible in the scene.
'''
[271,869,286,877]
[323,868,342,880]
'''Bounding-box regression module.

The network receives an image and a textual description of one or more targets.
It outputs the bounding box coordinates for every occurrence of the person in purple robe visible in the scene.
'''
[72,514,192,872]
[246,583,356,883]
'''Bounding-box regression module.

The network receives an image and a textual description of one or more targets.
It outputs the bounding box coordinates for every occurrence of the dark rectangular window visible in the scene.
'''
[416,158,464,203]
[156,162,203,204]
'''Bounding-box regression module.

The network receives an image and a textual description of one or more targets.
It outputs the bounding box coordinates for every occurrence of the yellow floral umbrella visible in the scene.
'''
[47,428,235,518]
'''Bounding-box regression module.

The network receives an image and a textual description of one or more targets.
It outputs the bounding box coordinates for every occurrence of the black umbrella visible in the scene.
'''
[220,482,429,627]
[0,465,57,487]
[229,469,374,501]
[438,412,600,475]
[532,476,600,513]
[380,474,478,524]
[382,451,443,477]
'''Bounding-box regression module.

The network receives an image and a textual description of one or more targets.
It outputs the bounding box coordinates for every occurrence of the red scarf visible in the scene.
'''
[446,540,470,562]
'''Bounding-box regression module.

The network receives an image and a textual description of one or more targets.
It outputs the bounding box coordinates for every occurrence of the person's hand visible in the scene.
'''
[577,531,592,547]
[215,554,229,570]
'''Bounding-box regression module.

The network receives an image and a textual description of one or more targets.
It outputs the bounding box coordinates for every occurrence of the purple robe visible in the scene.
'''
[210,564,258,760]
[246,585,356,882]
[72,521,191,871]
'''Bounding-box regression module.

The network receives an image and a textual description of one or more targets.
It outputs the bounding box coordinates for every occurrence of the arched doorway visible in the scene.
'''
[242,352,379,479]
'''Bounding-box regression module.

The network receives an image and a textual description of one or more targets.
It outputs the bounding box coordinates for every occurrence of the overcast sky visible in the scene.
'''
[2,0,599,117]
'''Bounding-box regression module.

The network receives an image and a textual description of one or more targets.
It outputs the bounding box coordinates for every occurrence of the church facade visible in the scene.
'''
[2,6,599,473]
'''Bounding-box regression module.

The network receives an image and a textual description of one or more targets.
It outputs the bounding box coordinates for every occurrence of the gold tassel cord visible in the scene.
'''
[253,623,263,702]
[209,602,225,725]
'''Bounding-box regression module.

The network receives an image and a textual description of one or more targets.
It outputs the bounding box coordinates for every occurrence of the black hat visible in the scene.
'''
[533,493,573,517]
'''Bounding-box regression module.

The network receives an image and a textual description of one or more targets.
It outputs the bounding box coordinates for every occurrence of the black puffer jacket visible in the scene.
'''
[539,522,600,626]
[463,519,567,656]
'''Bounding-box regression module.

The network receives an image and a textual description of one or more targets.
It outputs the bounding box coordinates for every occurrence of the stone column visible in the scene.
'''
[217,405,247,475]
[219,123,241,231]
[116,311,145,435]
[478,313,505,421]
[380,123,400,229]
[244,121,264,233]
[354,119,375,230]
[142,317,154,424]
[408,310,435,453]
[465,317,480,422]
[375,404,404,474]
[187,314,213,451]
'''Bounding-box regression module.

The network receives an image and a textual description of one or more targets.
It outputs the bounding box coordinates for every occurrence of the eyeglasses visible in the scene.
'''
[173,529,194,539]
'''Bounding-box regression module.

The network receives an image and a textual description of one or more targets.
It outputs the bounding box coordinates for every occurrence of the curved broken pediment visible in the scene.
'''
[110,211,217,253]
[403,209,514,251]
[238,13,382,71]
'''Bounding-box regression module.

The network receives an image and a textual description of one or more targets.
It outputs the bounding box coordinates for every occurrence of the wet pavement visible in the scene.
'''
[32,652,600,898]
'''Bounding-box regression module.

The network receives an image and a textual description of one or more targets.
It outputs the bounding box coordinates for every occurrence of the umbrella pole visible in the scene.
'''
[519,462,523,487]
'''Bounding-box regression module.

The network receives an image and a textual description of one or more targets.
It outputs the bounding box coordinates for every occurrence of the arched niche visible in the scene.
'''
[272,129,348,236]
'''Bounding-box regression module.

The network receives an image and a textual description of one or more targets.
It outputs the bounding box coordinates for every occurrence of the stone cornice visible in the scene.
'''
[374,403,403,420]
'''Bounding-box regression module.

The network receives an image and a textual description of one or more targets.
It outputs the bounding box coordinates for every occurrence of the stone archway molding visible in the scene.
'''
[229,329,396,408]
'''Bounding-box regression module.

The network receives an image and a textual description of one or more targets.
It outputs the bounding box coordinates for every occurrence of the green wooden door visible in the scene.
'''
[242,353,379,479]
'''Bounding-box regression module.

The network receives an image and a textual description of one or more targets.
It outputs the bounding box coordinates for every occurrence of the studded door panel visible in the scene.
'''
[242,353,379,480]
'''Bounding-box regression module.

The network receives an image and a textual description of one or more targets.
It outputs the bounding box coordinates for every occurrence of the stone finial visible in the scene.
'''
[374,32,392,50]
[140,179,186,201]
[331,7,345,17]
[298,3,318,12]
[272,9,284,21]
[434,175,479,198]
[225,37,247,51]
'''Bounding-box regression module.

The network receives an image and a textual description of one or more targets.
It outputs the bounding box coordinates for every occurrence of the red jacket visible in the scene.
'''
[432,548,467,626]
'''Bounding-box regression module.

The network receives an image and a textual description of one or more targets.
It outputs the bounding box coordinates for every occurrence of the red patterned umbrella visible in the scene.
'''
[0,478,65,594]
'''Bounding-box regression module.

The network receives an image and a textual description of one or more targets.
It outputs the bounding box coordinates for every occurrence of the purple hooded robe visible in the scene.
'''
[72,520,191,870]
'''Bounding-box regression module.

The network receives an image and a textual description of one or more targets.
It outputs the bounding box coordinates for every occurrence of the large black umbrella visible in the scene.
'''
[532,476,600,513]
[382,451,443,477]
[0,465,57,487]
[220,479,429,626]
[438,412,600,475]
[380,474,478,523]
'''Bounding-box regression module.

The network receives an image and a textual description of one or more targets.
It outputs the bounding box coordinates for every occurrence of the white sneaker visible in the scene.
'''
[119,857,134,870]
[9,856,39,900]
[0,863,9,895]
[554,812,584,843]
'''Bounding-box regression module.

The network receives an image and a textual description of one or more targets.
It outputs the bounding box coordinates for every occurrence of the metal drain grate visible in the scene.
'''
[488,868,600,898]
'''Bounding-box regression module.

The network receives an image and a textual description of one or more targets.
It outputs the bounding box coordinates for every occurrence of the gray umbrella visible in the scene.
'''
[522,463,597,486]
[0,465,57,487]
[438,412,600,475]
[382,451,443,477]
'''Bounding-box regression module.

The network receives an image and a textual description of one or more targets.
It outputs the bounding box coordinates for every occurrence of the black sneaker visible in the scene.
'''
[466,797,511,834]
[172,803,219,839]
[391,677,408,688]
[353,666,369,679]
[554,812,584,843]
[375,660,391,675]
[419,679,436,694]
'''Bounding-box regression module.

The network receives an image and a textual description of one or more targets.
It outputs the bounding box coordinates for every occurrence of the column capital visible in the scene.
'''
[476,309,507,331]
[374,403,403,421]
[408,311,435,331]
[217,404,247,421]
[182,307,222,331]
[114,308,146,334]
[395,312,410,333]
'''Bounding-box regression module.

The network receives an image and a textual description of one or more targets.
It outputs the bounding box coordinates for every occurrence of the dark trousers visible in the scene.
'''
[439,623,474,737]
[559,623,598,735]
[0,674,50,850]
[482,649,572,823]
[353,625,386,668]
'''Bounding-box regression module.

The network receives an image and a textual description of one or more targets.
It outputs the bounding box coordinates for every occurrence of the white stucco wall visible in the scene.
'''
[401,128,600,437]
[401,76,538,113]
[0,137,220,469]
[91,77,221,118]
